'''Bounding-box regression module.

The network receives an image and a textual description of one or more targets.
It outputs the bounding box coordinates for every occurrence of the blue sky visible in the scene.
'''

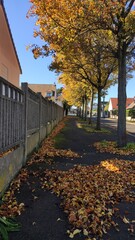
[4,0,135,101]
[4,0,59,87]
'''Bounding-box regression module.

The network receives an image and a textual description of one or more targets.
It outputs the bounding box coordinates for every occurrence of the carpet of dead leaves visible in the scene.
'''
[94,141,135,155]
[0,117,135,240]
[0,117,79,217]
[30,117,79,162]
[42,159,135,239]
[0,168,28,217]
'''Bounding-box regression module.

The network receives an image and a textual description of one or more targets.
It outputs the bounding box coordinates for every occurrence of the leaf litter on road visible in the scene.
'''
[28,117,79,166]
[94,141,135,155]
[0,117,135,239]
[0,168,28,217]
[0,117,79,218]
[42,159,135,238]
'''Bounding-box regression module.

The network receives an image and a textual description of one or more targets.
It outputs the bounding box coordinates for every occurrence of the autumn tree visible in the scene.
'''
[59,73,93,120]
[28,1,117,130]
[79,0,135,146]
[28,0,135,145]
[50,31,117,129]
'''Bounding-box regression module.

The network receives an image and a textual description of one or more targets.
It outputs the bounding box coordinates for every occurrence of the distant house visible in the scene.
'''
[28,83,57,102]
[101,101,109,117]
[0,0,22,87]
[108,98,134,117]
[55,94,63,107]
[126,97,135,110]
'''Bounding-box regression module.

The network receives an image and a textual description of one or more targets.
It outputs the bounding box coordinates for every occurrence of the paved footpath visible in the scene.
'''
[8,117,135,240]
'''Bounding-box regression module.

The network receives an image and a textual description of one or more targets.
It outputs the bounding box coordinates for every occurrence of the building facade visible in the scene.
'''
[28,83,57,102]
[0,0,22,87]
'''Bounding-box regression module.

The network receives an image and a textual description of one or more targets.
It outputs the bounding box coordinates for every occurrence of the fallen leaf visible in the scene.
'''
[83,228,88,236]
[123,216,130,224]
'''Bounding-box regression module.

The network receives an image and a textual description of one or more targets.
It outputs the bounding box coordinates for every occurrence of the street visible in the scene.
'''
[101,118,135,138]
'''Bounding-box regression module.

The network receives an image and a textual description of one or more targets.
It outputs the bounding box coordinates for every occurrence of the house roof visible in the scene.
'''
[127,101,135,109]
[0,0,22,73]
[28,84,56,97]
[110,98,134,109]
[110,98,118,109]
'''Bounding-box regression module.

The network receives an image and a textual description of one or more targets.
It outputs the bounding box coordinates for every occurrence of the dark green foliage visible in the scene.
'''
[128,109,135,118]
[126,109,130,117]
[112,109,118,116]
[0,217,21,240]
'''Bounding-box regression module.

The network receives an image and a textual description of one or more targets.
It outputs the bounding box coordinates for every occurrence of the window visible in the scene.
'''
[52,91,55,97]
[46,91,52,97]
[8,87,11,98]
[2,84,6,95]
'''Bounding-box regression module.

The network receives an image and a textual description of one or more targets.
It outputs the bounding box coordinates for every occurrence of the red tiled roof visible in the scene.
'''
[110,98,134,109]
[110,98,118,109]
[126,98,135,108]
[127,101,135,109]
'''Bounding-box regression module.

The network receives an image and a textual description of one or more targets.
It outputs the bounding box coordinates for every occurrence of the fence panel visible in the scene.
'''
[41,96,48,126]
[0,77,24,153]
[27,87,40,134]
[0,79,63,155]
[47,100,52,122]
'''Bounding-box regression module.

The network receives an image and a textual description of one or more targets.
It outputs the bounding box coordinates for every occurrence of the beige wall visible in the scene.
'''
[0,4,21,87]
[108,99,112,111]
[28,84,57,102]
[28,84,56,97]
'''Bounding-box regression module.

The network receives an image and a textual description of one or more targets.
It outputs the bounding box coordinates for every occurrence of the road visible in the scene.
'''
[101,118,135,138]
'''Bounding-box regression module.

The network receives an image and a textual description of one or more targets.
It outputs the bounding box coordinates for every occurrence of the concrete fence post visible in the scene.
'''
[51,100,53,129]
[37,92,42,144]
[21,82,28,164]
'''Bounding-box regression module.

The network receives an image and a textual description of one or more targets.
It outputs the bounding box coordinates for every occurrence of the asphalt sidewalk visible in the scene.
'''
[5,116,135,240]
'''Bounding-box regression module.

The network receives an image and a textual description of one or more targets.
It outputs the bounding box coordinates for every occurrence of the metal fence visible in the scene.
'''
[0,77,63,154]
[0,77,24,153]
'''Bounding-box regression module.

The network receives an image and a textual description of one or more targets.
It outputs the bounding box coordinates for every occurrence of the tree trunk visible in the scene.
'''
[82,97,85,119]
[89,91,94,124]
[77,107,81,117]
[96,88,101,130]
[117,46,127,147]
[84,96,87,121]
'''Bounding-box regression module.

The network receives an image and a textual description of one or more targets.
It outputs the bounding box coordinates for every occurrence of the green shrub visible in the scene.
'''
[126,109,130,117]
[112,109,118,116]
[128,109,135,118]
[123,142,135,151]
[0,217,21,240]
